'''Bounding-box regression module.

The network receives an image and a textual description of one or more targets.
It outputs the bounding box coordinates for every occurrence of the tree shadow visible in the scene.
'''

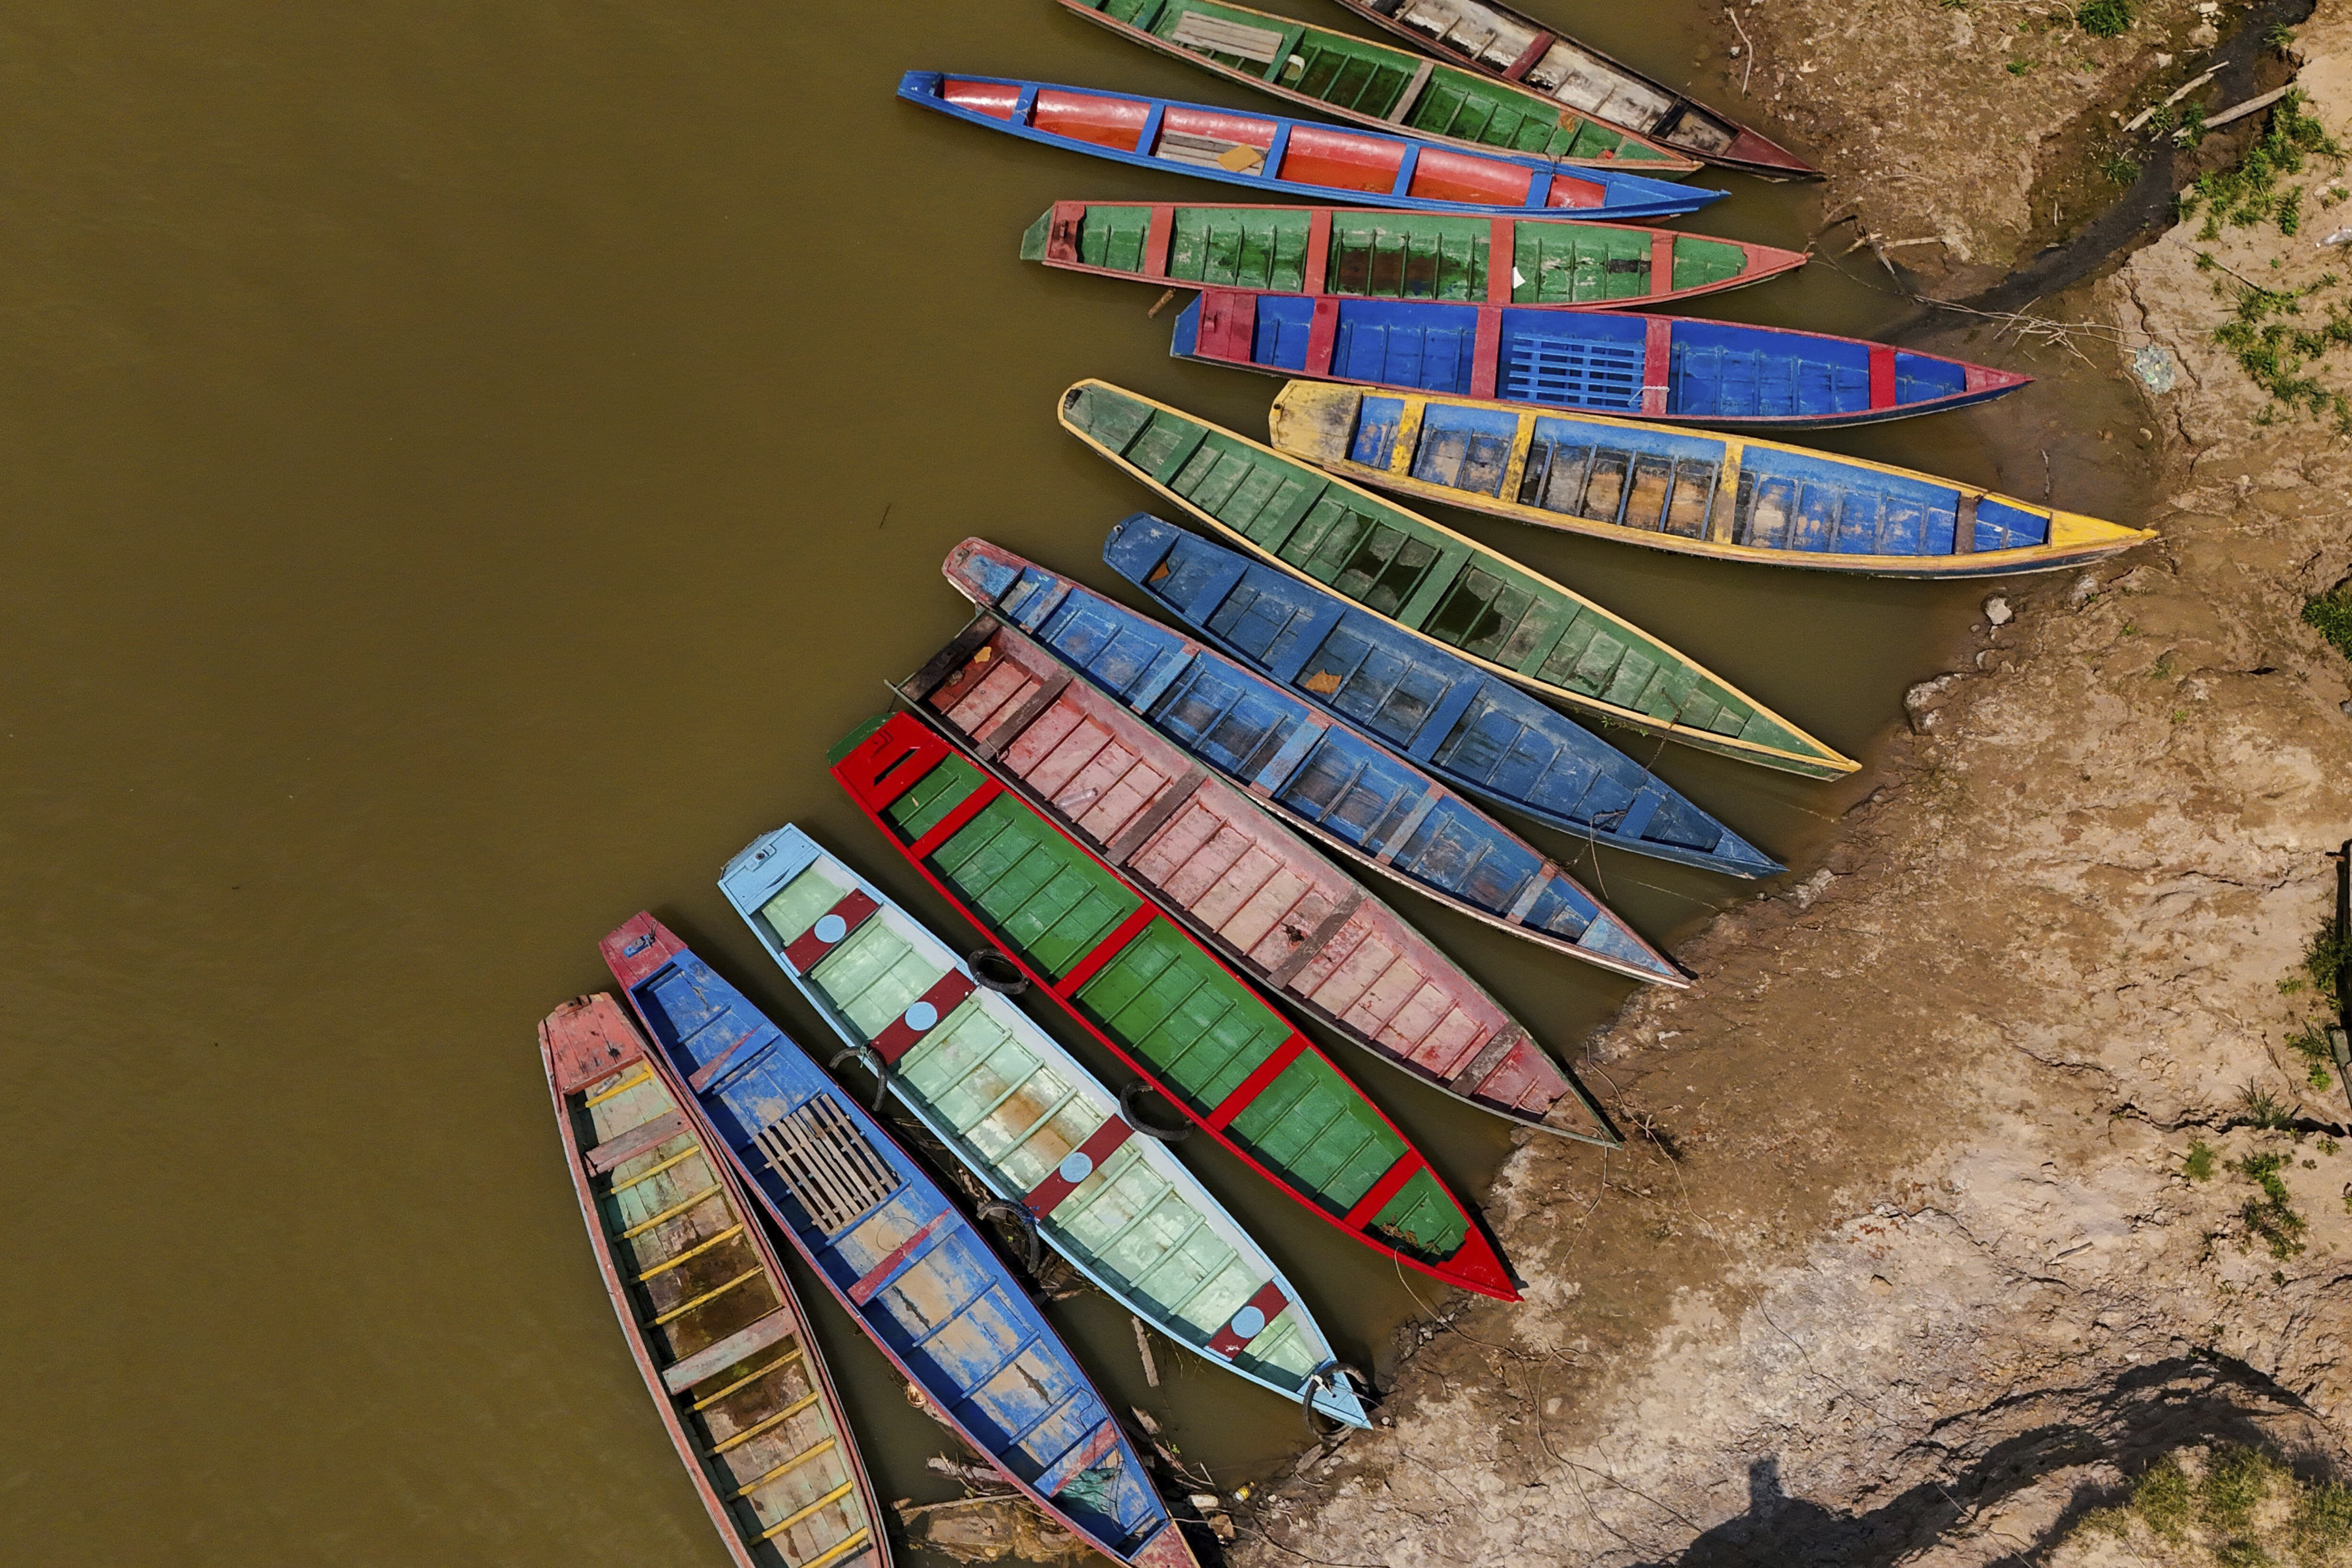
[1636,1354,2335,1567]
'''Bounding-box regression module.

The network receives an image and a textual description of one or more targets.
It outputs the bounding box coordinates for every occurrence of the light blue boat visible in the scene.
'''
[717,825,1370,1429]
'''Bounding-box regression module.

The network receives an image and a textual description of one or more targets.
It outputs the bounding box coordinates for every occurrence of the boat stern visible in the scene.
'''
[942,536,1030,606]
[600,911,686,990]
[539,993,647,1095]
[718,823,823,919]
[1266,380,1363,466]
[2046,507,2159,558]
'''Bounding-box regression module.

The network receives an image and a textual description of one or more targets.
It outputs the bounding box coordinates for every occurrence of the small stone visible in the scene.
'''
[1985,594,2012,627]
[2340,699,2352,718]
[1869,1275,1894,1293]
[2068,573,2100,608]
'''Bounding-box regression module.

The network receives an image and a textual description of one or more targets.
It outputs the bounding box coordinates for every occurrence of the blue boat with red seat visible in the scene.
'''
[603,915,1200,1568]
[1172,288,2028,429]
[897,72,1718,222]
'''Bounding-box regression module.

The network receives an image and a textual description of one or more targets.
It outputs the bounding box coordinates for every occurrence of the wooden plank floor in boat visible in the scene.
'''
[544,997,878,1568]
[898,620,1622,1141]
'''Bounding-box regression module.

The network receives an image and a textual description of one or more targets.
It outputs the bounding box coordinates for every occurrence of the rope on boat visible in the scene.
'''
[1300,1361,1372,1436]
[967,949,1029,995]
[1119,1081,1192,1142]
[827,1044,892,1113]
[977,1199,1044,1273]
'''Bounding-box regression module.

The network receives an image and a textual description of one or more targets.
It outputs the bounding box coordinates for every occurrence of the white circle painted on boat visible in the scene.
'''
[813,914,847,944]
[905,1001,938,1032]
[1230,1305,1266,1340]
[1057,1150,1094,1184]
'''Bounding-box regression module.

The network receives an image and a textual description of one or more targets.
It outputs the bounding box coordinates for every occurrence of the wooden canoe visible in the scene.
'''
[897,72,1720,222]
[1057,378,1857,779]
[943,535,1777,882]
[1022,201,1805,311]
[1272,381,2160,578]
[1175,288,2030,428]
[1323,0,1818,178]
[602,918,1201,1568]
[829,711,1520,1302]
[717,824,1375,1422]
[895,615,1638,1139]
[1052,0,1699,175]
[538,995,887,1568]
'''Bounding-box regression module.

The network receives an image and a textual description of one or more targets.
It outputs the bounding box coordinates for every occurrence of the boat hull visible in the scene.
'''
[1056,377,1857,779]
[1053,0,1698,175]
[898,72,1719,222]
[895,615,1641,1137]
[1021,201,1806,312]
[1325,0,1818,178]
[1269,380,2159,578]
[941,535,1778,884]
[602,919,1198,1568]
[717,824,1373,1423]
[1174,289,2029,430]
[539,995,887,1568]
[829,711,1520,1302]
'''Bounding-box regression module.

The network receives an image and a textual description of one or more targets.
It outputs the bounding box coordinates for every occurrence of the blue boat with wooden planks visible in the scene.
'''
[897,72,1719,222]
[1058,379,1855,778]
[944,534,1778,881]
[1271,381,2159,577]
[603,916,1201,1568]
[830,711,1520,1301]
[717,825,1374,1424]
[1173,288,2029,428]
[539,995,888,1568]
[893,616,1638,1136]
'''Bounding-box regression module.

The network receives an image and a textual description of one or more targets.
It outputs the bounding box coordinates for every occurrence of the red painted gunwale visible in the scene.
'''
[538,995,889,1568]
[831,711,1519,1302]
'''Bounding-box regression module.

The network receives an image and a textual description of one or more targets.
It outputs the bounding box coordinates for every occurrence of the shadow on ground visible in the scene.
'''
[1636,1355,2334,1566]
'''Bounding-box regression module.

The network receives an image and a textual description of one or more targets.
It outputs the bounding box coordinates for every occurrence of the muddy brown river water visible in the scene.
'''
[1,3,2156,1563]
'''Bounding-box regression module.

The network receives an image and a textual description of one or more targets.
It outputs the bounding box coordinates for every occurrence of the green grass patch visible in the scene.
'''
[2186,1138,2218,1181]
[2233,1151,2309,1259]
[2306,586,2352,658]
[2078,0,2133,35]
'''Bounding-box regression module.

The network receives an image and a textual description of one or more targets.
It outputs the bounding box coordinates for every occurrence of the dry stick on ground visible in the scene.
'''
[1725,4,1755,94]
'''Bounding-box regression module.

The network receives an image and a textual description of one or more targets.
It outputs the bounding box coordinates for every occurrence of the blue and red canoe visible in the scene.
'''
[1172,288,2030,429]
[603,915,1201,1568]
[897,72,1719,222]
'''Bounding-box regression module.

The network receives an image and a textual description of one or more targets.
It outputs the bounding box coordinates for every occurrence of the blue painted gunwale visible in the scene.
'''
[896,71,1719,222]
[1171,291,2030,430]
[940,534,1777,883]
[716,825,1370,1428]
[603,916,1199,1568]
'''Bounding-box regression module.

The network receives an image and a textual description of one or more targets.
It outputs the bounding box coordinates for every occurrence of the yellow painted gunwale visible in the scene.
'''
[1058,377,1858,779]
[1268,382,2157,578]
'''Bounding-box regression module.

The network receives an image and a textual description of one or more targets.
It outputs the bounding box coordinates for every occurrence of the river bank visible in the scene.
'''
[1230,4,2352,1565]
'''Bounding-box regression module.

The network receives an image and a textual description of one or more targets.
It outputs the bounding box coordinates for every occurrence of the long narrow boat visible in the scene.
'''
[897,73,1720,222]
[892,616,1640,1140]
[538,995,887,1568]
[944,535,1777,881]
[717,823,1375,1421]
[1324,0,1817,178]
[1271,381,2159,577]
[1057,378,1855,779]
[1051,0,1698,175]
[830,711,1519,1302]
[1174,289,2028,428]
[1023,201,1805,311]
[603,918,1200,1568]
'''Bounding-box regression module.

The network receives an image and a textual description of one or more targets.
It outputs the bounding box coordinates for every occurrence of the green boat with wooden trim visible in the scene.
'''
[1053,0,1700,174]
[1057,378,1857,779]
[830,709,1520,1301]
[1021,202,1805,310]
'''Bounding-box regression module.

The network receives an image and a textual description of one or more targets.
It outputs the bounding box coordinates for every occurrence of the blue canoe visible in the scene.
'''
[941,535,1777,885]
[717,825,1371,1426]
[1173,289,2030,429]
[1096,516,1778,875]
[603,915,1202,1568]
[897,72,1718,222]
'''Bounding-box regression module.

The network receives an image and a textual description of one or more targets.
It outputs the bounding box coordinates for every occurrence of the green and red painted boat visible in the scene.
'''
[894,613,1635,1138]
[538,995,887,1568]
[1052,0,1700,175]
[1021,201,1805,311]
[830,709,1520,1301]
